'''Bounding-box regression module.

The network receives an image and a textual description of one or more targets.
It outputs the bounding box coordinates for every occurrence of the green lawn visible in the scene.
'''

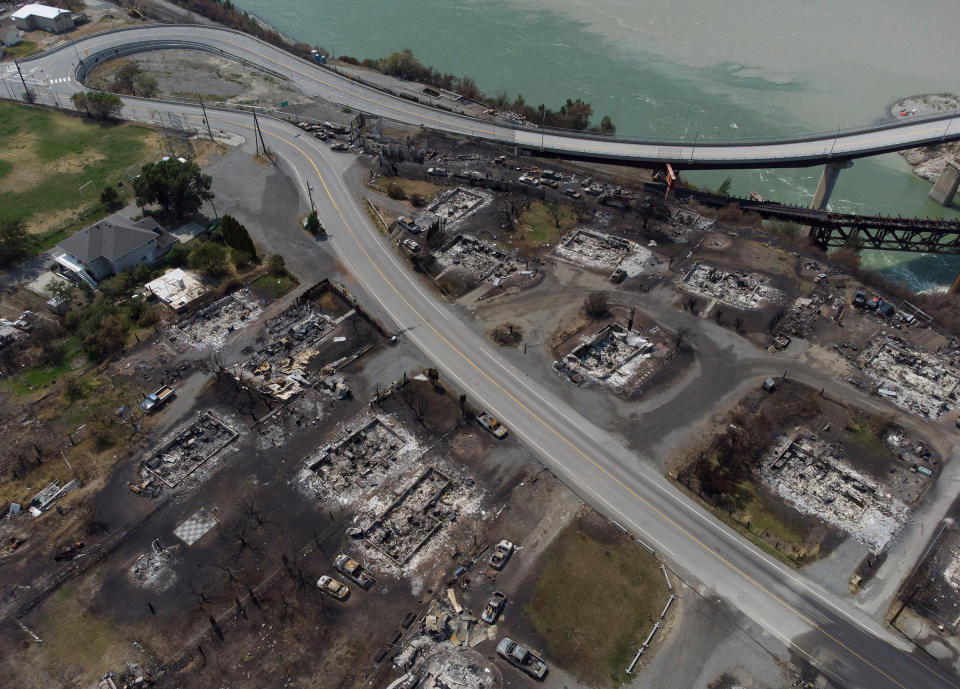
[252,273,297,299]
[10,336,86,394]
[0,102,154,227]
[2,40,40,60]
[526,518,666,687]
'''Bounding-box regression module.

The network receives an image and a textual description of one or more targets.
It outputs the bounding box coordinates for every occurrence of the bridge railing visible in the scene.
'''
[11,22,960,150]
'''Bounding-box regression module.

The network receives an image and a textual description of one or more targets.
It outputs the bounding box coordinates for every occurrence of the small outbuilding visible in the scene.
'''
[11,4,75,34]
[145,268,207,312]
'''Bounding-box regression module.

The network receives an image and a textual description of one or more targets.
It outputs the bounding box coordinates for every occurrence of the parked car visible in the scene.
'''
[316,575,350,600]
[427,167,449,177]
[489,539,514,570]
[401,238,420,252]
[565,188,582,199]
[477,411,508,438]
[497,637,548,679]
[330,142,349,151]
[481,591,507,624]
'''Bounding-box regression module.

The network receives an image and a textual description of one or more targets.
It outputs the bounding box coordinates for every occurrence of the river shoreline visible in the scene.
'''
[888,94,960,184]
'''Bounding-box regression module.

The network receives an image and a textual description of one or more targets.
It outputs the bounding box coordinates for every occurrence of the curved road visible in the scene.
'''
[3,25,959,689]
[5,23,960,168]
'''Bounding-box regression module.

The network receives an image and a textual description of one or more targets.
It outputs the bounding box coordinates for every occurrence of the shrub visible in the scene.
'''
[584,293,608,319]
[386,182,407,200]
[231,249,253,270]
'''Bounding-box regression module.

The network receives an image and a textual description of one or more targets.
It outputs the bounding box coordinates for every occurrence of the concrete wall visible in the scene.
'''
[930,160,960,207]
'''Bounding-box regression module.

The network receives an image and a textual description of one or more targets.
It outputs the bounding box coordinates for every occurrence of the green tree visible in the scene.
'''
[71,91,123,120]
[591,115,616,135]
[715,178,733,197]
[304,211,324,235]
[267,253,286,276]
[165,242,190,268]
[133,158,214,218]
[114,63,139,94]
[134,74,159,98]
[100,185,122,211]
[188,241,228,278]
[220,214,257,257]
[0,217,29,267]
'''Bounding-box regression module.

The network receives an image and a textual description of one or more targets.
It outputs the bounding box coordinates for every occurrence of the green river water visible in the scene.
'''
[232,0,960,291]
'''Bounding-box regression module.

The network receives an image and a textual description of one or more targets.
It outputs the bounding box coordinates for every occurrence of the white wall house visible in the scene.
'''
[54,214,178,286]
[11,4,74,34]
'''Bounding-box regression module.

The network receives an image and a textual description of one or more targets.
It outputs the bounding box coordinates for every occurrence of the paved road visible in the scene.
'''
[2,27,959,689]
[4,23,960,168]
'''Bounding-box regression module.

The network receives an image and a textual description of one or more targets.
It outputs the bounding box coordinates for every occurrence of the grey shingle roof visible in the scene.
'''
[57,213,162,264]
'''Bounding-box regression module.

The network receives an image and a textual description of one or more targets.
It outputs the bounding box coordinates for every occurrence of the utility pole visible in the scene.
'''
[200,98,216,142]
[307,184,316,213]
[14,61,28,99]
[252,108,267,156]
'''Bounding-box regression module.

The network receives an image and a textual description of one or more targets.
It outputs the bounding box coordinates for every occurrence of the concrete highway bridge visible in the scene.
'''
[3,24,960,689]
[4,23,960,210]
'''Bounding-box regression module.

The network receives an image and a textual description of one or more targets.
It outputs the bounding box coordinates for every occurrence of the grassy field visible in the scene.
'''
[516,200,578,248]
[0,102,157,232]
[527,516,667,687]
[376,176,448,202]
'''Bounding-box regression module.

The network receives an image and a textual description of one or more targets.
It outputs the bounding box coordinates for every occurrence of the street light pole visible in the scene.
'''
[307,184,316,213]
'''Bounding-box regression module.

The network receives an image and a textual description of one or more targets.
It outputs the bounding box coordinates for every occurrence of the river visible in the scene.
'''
[231,0,960,291]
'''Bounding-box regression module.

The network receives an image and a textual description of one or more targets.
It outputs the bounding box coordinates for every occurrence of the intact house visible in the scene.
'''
[54,213,178,287]
[11,4,75,34]
[0,18,22,48]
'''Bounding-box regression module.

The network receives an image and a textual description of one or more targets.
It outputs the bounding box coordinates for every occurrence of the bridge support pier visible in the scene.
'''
[801,159,853,237]
[929,159,960,207]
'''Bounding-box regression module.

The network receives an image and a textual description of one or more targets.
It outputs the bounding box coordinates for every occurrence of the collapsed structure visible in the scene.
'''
[554,322,662,392]
[553,229,653,277]
[434,235,515,285]
[301,418,410,505]
[232,283,383,400]
[138,412,238,489]
[760,433,909,552]
[857,336,960,418]
[678,263,783,310]
[421,187,490,228]
[173,288,263,349]
[365,467,452,566]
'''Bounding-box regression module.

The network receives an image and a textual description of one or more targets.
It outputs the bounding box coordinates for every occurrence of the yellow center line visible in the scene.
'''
[250,123,956,689]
